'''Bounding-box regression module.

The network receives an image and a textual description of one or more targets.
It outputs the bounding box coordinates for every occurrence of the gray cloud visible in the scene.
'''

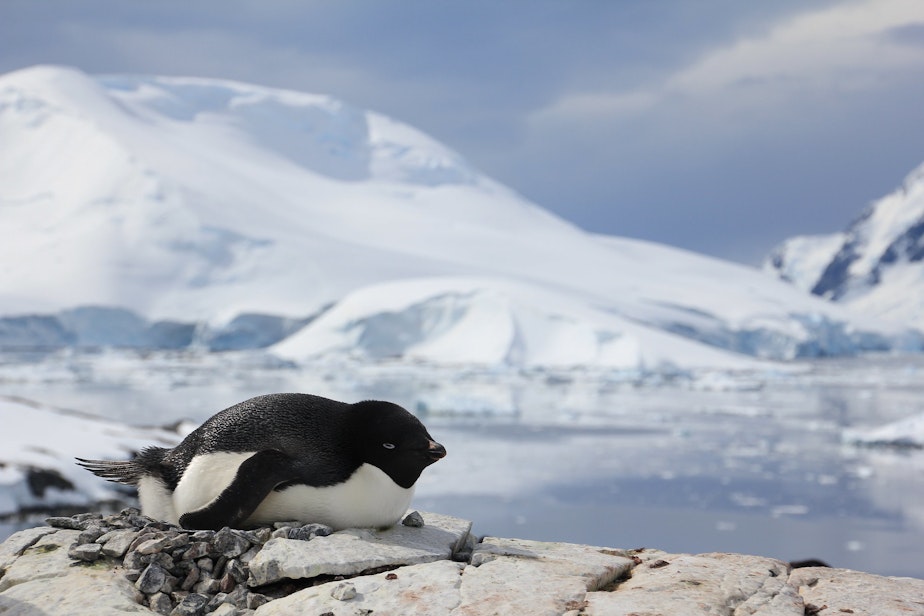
[1,0,922,264]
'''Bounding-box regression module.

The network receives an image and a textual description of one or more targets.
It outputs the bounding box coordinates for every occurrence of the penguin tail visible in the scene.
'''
[75,457,145,486]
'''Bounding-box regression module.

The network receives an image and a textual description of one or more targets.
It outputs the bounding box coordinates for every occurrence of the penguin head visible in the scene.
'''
[350,400,446,489]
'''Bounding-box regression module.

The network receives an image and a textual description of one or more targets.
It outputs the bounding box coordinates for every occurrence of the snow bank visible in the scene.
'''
[0,396,181,516]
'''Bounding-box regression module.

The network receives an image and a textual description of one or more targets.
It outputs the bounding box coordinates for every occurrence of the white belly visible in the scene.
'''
[247,463,415,529]
[152,451,414,530]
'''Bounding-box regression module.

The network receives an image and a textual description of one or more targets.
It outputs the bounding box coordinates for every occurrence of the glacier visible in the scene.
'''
[1,64,921,370]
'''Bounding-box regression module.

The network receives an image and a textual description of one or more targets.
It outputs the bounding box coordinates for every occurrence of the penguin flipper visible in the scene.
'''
[178,449,297,530]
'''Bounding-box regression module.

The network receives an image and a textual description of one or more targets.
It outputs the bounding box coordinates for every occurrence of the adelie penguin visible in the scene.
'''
[77,393,446,531]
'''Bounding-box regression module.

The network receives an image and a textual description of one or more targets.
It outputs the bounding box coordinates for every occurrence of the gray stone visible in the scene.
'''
[212,528,251,559]
[330,581,357,601]
[791,566,924,616]
[402,511,425,527]
[137,535,174,555]
[44,516,89,530]
[211,603,239,616]
[137,562,169,594]
[239,545,261,565]
[181,565,200,591]
[245,593,270,609]
[69,541,103,561]
[255,560,466,616]
[77,524,106,544]
[194,577,221,595]
[101,529,140,557]
[207,592,230,610]
[170,592,209,616]
[226,558,247,583]
[247,511,471,586]
[150,591,174,615]
[184,542,210,560]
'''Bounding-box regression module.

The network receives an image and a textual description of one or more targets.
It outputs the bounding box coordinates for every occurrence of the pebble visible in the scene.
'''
[69,542,103,562]
[55,510,339,614]
[402,511,425,527]
[100,529,139,557]
[149,592,173,615]
[137,563,169,594]
[170,592,209,616]
[330,581,357,601]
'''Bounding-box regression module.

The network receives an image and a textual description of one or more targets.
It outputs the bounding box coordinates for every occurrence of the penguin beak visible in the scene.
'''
[427,440,447,461]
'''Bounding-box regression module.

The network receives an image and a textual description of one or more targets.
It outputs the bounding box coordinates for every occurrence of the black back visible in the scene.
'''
[147,393,441,490]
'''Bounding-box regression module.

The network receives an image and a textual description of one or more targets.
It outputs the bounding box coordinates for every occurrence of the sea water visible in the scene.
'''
[1,350,922,578]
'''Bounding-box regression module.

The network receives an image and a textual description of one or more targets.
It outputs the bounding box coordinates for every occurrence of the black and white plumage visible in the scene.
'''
[77,393,446,531]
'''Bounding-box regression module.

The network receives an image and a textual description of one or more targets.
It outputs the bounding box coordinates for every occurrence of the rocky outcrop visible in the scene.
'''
[1,510,923,616]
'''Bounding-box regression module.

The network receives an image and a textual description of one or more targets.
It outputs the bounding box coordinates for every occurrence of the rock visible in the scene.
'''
[136,536,174,555]
[212,528,251,559]
[0,528,150,615]
[77,525,106,544]
[260,561,465,616]
[100,529,140,557]
[149,591,173,615]
[0,529,81,592]
[170,592,209,615]
[791,566,924,616]
[582,551,803,615]
[5,512,924,616]
[69,542,103,562]
[459,537,634,616]
[211,603,239,616]
[329,581,357,601]
[183,542,210,560]
[402,510,425,527]
[137,562,169,594]
[0,526,57,571]
[247,511,472,586]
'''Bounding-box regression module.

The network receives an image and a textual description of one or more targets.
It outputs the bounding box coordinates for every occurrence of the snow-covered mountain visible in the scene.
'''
[765,163,924,330]
[1,65,917,369]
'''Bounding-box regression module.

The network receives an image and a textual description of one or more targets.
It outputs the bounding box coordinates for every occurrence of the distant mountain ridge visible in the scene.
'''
[1,65,919,368]
[765,162,924,330]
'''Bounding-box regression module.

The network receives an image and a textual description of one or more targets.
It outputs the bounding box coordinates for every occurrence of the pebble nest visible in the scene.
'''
[49,508,358,616]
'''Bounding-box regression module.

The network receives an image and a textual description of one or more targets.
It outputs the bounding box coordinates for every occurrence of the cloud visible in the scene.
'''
[532,0,924,127]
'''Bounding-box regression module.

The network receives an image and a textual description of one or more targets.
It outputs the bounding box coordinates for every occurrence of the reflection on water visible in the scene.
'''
[1,350,923,578]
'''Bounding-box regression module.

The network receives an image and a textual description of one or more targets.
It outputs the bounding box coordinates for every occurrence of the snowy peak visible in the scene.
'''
[765,161,924,327]
[2,65,920,369]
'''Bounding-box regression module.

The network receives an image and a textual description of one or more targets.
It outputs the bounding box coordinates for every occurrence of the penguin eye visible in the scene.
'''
[382,442,396,450]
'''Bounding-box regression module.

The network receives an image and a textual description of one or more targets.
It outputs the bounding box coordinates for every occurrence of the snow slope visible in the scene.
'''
[0,395,182,516]
[1,65,916,368]
[765,163,924,330]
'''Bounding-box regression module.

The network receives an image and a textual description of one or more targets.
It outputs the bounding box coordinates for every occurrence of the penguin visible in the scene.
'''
[76,393,446,531]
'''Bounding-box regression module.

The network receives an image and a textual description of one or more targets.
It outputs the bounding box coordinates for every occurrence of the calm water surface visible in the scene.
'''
[1,351,922,578]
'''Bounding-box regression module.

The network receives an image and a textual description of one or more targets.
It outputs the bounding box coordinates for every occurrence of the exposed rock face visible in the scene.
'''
[1,510,923,615]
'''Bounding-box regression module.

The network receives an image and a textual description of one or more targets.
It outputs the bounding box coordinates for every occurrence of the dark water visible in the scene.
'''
[1,351,922,578]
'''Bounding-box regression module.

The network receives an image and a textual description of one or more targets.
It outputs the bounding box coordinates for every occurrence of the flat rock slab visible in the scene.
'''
[791,566,924,616]
[255,560,466,615]
[0,526,58,572]
[458,537,634,616]
[0,529,146,616]
[248,511,472,586]
[584,551,804,616]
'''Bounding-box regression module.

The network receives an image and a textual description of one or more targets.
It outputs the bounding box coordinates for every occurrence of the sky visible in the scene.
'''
[2,0,924,264]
